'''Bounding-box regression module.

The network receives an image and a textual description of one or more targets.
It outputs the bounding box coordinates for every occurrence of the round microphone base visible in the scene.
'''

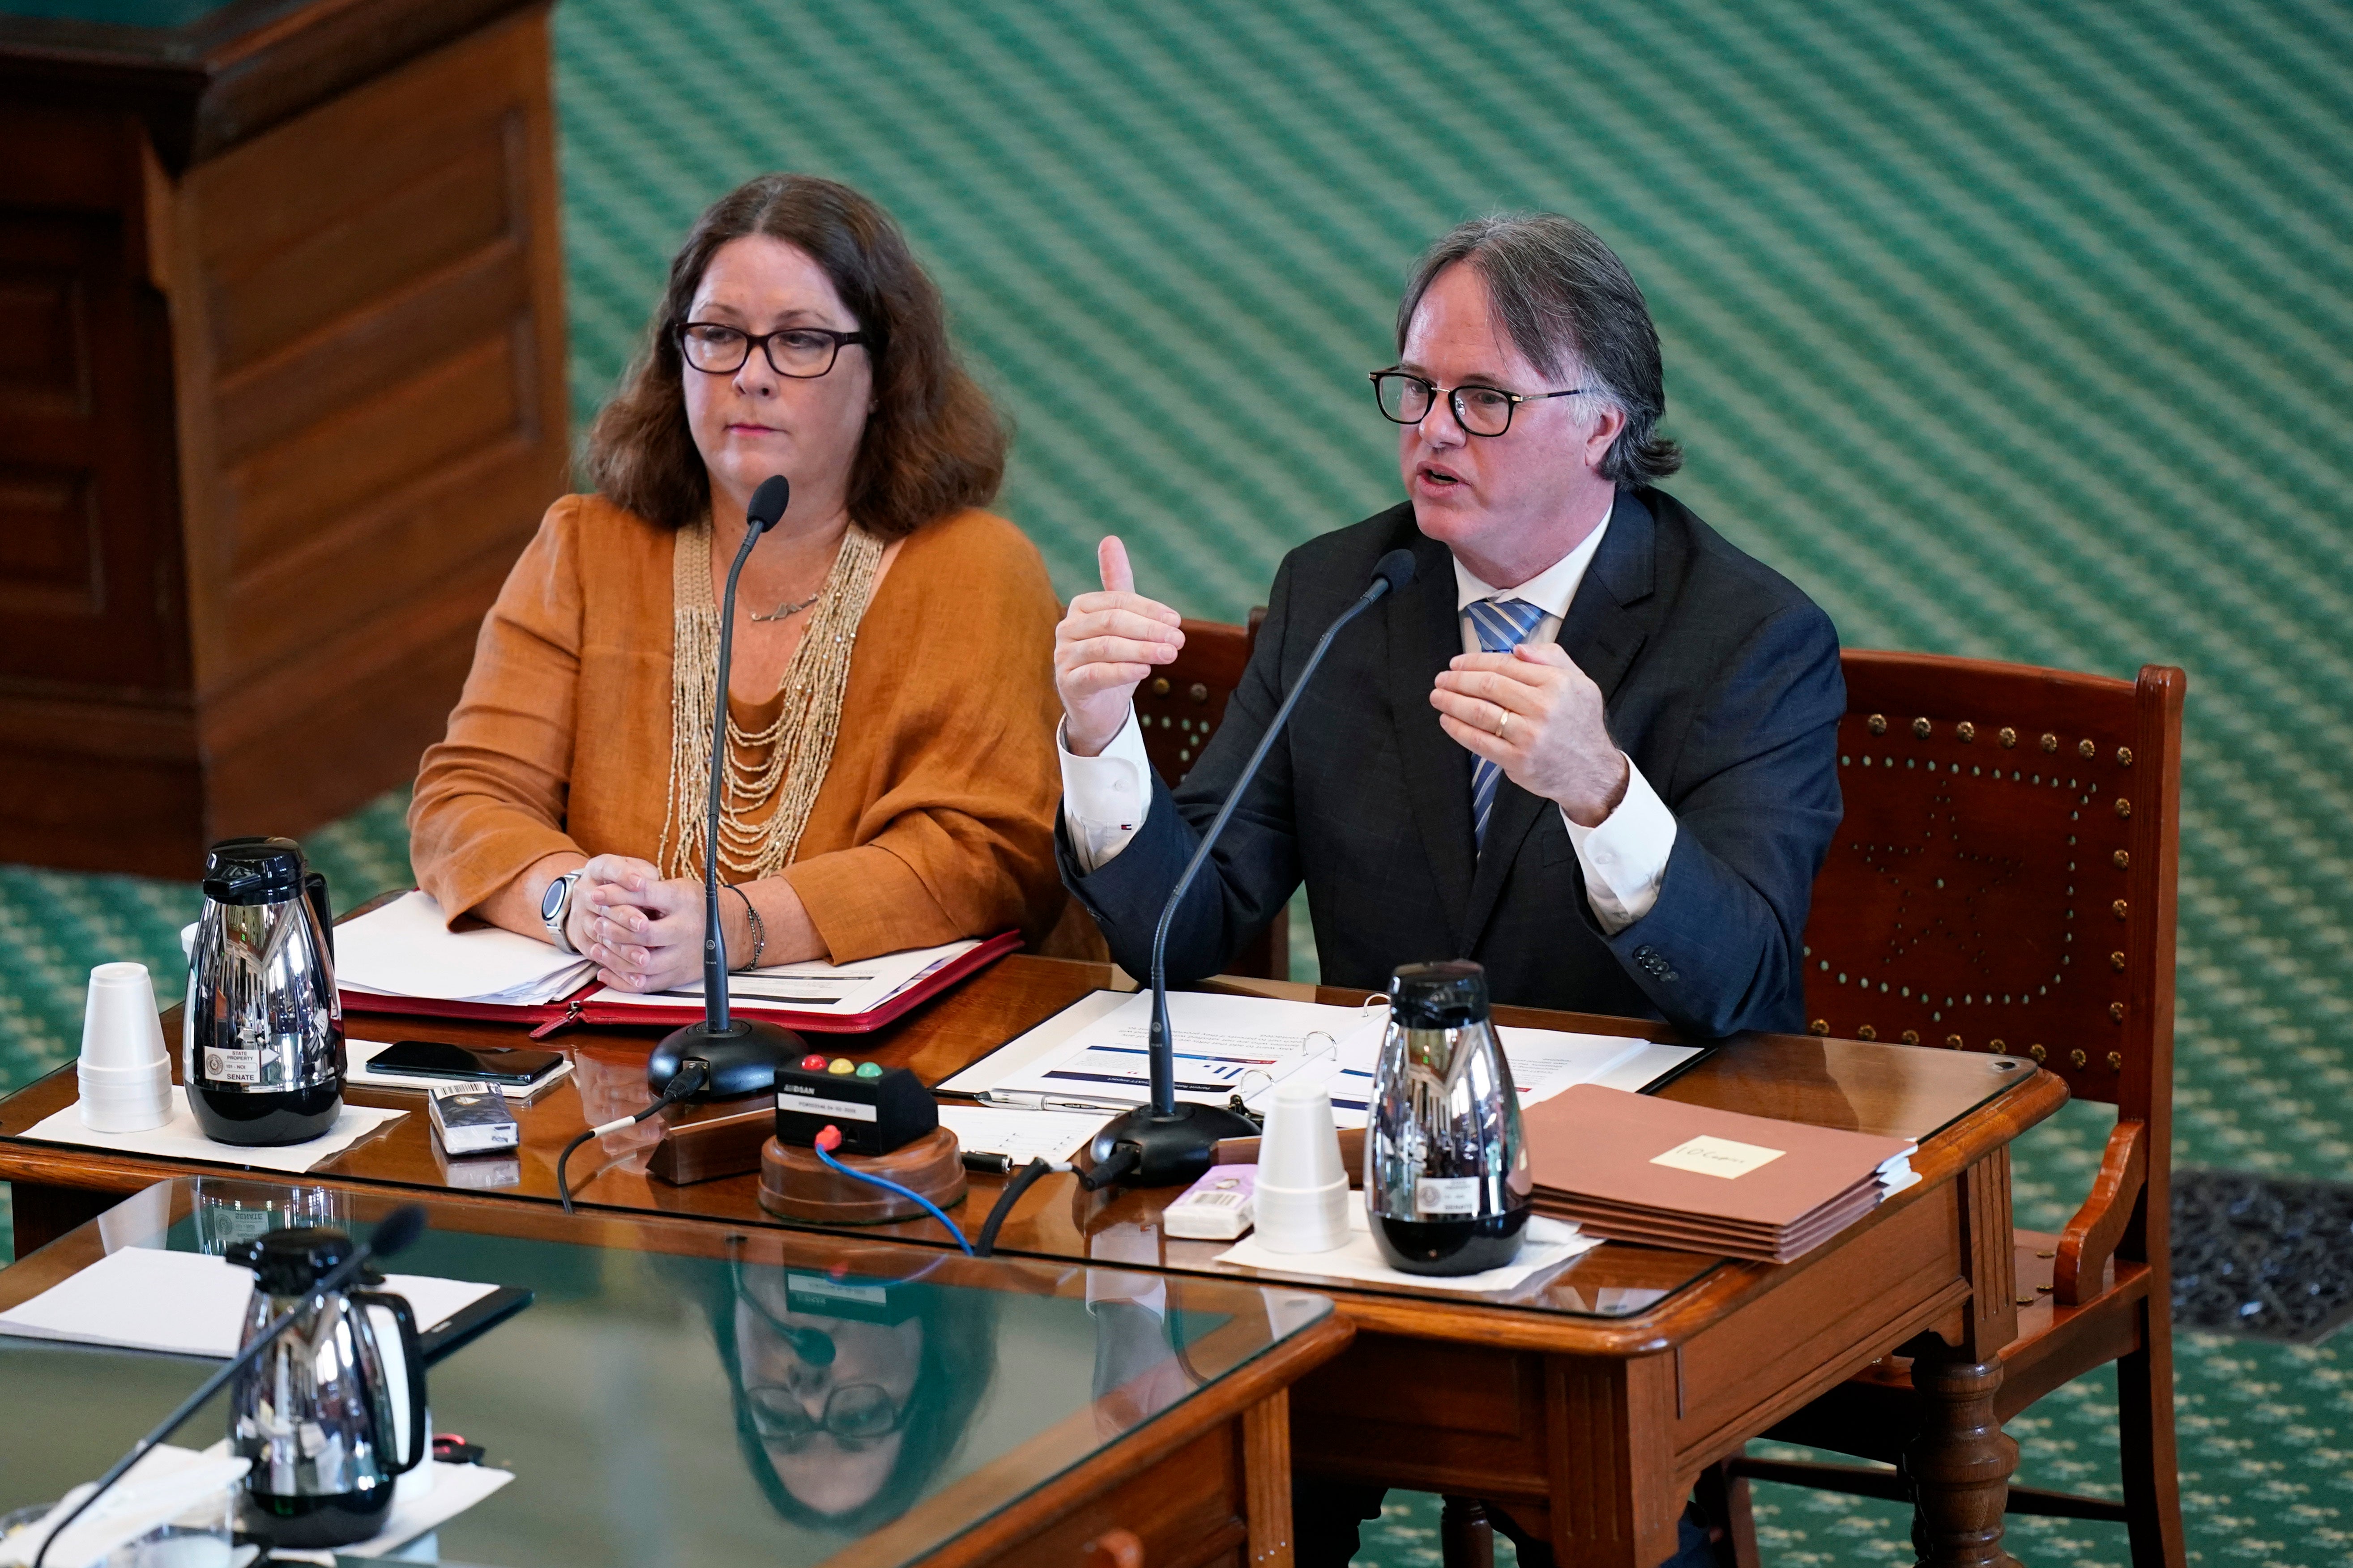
[648,1018,803,1101]
[1089,1101,1262,1188]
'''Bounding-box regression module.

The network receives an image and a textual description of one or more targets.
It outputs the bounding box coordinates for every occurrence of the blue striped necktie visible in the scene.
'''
[1465,598,1547,850]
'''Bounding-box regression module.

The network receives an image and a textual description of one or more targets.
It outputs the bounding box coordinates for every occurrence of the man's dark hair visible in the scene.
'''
[1396,213,1682,485]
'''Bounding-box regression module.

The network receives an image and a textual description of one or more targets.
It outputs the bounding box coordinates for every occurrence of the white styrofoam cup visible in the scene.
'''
[79,962,173,1133]
[1253,1078,1351,1254]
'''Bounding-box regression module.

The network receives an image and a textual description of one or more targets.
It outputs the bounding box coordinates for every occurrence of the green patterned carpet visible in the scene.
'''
[8,0,2353,1563]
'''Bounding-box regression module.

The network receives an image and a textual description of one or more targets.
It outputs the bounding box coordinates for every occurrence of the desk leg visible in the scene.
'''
[1244,1388,1295,1567]
[1440,1496,1495,1568]
[1905,1351,2020,1568]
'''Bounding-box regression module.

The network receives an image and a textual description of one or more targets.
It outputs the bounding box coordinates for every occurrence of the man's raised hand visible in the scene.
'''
[1054,536,1184,756]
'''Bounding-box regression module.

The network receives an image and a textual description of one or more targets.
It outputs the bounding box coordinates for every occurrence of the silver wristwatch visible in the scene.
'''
[541,870,586,952]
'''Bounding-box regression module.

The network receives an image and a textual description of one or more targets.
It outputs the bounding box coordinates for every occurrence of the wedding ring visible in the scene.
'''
[1497,711,1512,740]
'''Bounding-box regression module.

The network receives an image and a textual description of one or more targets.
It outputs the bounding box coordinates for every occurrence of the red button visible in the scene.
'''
[799,1053,828,1071]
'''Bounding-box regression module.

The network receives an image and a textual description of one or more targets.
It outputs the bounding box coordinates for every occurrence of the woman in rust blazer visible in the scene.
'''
[410,175,1070,989]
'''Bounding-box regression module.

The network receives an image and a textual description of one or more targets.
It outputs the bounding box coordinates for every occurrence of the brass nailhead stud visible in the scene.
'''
[1901,1029,1921,1044]
[1150,677,1171,696]
[2108,1051,2124,1070]
[2037,1249,2056,1258]
[1956,721,1976,742]
[2041,732,2059,752]
[2110,951,2127,971]
[1810,1018,1830,1035]
[2113,850,2131,869]
[1858,1024,1878,1040]
[1946,1034,1964,1049]
[2017,1296,2037,1307]
[1867,713,1888,735]
[2113,899,2129,920]
[1188,682,1210,703]
[2070,1048,2089,1068]
[1990,1038,2007,1053]
[2037,1283,2054,1295]
[1999,726,2018,748]
[2117,746,2133,767]
[1913,717,1932,738]
[2110,1002,2126,1023]
[2078,738,2097,758]
[2029,1044,2047,1062]
[2114,797,2132,818]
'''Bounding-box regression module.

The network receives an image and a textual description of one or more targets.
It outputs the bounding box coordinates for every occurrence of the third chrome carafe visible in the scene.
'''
[1365,960,1530,1274]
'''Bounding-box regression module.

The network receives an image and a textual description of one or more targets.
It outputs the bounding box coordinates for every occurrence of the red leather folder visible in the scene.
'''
[341,929,1021,1038]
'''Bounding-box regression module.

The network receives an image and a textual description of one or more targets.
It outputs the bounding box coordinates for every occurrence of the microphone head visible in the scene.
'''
[369,1205,429,1260]
[1371,548,1419,596]
[746,475,791,536]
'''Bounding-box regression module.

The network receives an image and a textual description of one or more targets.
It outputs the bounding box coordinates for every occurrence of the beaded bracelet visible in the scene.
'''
[723,883,765,971]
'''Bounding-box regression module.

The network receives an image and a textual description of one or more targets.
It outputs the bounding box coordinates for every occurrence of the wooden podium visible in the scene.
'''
[0,0,570,876]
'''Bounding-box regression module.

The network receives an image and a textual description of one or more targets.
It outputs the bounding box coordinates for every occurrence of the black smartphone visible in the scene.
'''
[370,1040,564,1087]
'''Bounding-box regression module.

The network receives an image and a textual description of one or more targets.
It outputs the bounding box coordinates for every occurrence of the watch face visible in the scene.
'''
[541,875,570,924]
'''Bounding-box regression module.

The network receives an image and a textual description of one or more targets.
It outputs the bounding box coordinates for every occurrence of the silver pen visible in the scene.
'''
[977,1089,1136,1113]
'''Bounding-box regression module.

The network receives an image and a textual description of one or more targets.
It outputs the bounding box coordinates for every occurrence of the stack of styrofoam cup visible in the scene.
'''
[1253,1078,1351,1253]
[78,962,174,1133]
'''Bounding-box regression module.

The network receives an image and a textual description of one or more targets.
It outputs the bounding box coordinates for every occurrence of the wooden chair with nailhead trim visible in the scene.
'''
[1700,652,2189,1568]
[1129,609,1288,980]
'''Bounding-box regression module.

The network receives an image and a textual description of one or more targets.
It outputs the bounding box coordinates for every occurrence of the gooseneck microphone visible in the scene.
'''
[1087,547,1420,1189]
[646,474,805,1100]
[30,1205,429,1568]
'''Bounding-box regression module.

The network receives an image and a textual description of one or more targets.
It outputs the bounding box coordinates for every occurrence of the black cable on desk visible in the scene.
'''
[974,1158,1059,1257]
[556,1060,708,1214]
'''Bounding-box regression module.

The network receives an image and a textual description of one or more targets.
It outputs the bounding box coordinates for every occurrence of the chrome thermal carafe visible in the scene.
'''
[226,1226,427,1547]
[185,836,345,1145]
[1365,960,1531,1275]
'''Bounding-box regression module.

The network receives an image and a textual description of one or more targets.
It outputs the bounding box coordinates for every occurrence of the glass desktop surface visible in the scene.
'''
[0,0,241,28]
[0,1178,1329,1568]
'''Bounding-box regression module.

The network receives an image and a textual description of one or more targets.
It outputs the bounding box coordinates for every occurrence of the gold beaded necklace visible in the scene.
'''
[658,515,885,882]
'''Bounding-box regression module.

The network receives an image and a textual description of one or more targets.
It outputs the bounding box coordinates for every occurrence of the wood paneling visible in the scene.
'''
[0,0,566,875]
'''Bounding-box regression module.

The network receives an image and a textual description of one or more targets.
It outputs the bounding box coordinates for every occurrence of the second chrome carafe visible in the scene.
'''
[1365,960,1530,1274]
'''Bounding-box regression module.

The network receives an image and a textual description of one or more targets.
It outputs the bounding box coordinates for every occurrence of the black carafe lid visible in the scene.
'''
[1389,960,1490,1029]
[227,1227,356,1295]
[204,836,307,903]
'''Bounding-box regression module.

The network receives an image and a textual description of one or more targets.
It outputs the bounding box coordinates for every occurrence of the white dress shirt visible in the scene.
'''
[1059,518,1678,933]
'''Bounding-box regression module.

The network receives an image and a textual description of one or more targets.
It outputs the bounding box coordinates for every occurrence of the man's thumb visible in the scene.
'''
[1097,535,1135,595]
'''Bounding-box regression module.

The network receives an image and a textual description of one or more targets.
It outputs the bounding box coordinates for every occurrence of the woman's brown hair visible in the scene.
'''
[585,174,1007,537]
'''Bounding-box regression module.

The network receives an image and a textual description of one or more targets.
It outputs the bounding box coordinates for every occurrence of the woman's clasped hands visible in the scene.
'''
[571,854,724,994]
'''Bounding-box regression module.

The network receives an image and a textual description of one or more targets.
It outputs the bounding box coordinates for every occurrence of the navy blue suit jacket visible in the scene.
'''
[1057,488,1844,1038]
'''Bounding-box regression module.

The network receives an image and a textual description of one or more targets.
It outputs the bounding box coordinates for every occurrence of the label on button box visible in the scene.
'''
[777,1087,877,1122]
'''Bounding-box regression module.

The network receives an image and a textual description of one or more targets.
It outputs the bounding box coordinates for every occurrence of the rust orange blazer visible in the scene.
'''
[410,494,1072,962]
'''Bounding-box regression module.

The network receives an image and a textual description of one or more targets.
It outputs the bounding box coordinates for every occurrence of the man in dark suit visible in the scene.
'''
[1052,213,1844,1044]
[1049,213,1845,1567]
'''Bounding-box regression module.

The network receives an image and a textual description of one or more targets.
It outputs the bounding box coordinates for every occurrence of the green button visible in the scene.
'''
[854,1061,883,1079]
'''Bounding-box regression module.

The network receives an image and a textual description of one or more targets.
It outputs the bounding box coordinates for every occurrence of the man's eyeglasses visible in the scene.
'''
[680,321,867,379]
[743,1381,909,1448]
[1369,370,1585,438]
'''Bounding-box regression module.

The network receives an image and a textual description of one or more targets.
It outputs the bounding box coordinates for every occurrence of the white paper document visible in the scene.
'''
[943,989,1703,1129]
[1216,1205,1602,1295]
[0,1246,501,1358]
[936,1105,1111,1164]
[336,891,592,1005]
[581,937,982,1017]
[21,1089,405,1174]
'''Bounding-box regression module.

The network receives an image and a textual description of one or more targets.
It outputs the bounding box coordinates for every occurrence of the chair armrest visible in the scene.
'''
[2054,1119,2146,1306]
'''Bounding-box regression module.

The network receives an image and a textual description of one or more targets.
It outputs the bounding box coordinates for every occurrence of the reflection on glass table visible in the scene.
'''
[0,1177,1339,1568]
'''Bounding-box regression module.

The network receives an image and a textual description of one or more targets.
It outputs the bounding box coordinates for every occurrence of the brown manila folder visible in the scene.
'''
[1522,1085,1919,1263]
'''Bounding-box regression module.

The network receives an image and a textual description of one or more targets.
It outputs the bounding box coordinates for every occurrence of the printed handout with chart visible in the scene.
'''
[940,989,1704,1128]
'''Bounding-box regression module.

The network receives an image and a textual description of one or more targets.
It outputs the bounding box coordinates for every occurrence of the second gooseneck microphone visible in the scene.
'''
[645,474,805,1100]
[1087,546,1420,1189]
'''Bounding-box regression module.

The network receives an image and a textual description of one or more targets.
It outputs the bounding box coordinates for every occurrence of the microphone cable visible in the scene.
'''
[556,1059,709,1214]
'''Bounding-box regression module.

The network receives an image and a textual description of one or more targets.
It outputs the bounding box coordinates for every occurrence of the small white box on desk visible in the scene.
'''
[427,1082,519,1157]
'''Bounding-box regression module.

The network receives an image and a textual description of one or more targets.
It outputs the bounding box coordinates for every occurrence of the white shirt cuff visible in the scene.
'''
[1059,708,1153,873]
[1562,755,1676,933]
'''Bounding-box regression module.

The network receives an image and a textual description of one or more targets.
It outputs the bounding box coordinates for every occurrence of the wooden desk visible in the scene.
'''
[0,955,2067,1567]
[0,1174,1352,1567]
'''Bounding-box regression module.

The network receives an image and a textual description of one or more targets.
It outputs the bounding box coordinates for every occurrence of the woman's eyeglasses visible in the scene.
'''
[680,322,867,379]
[743,1381,908,1448]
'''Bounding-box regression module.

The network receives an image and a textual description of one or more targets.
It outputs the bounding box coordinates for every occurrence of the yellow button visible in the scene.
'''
[827,1058,854,1075]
